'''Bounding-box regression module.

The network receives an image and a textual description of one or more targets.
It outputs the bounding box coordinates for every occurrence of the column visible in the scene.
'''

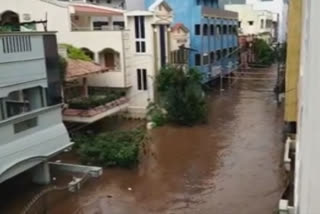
[32,162,51,185]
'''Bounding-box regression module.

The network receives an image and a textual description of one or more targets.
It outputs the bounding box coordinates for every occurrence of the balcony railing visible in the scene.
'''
[71,25,125,32]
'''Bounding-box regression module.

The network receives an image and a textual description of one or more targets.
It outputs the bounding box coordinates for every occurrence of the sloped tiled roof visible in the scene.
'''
[66,59,108,81]
[171,23,189,33]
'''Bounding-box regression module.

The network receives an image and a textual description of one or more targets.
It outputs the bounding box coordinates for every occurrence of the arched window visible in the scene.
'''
[203,24,208,36]
[0,11,20,31]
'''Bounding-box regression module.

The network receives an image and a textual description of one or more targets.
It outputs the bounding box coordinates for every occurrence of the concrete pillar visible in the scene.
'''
[32,162,51,185]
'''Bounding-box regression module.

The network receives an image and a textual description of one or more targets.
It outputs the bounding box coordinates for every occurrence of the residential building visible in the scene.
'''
[292,0,320,212]
[57,0,145,10]
[0,31,73,184]
[1,0,189,118]
[170,23,191,69]
[279,0,320,213]
[125,1,190,117]
[225,4,276,43]
[283,0,301,135]
[223,0,288,43]
[145,0,239,81]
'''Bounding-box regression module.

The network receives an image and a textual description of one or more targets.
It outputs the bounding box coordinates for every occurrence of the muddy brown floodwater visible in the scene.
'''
[0,67,285,214]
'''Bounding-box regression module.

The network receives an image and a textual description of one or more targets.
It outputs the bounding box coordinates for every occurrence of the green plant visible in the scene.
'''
[68,91,124,109]
[252,39,275,66]
[147,102,167,127]
[155,66,207,126]
[74,128,146,168]
[59,55,67,84]
[60,44,92,61]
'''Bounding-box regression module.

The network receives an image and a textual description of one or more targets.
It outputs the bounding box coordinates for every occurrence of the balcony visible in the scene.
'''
[63,90,129,123]
[0,105,73,183]
[0,32,49,95]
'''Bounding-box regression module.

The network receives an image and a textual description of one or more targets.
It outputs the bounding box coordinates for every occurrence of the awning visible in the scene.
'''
[73,5,123,16]
[66,59,108,81]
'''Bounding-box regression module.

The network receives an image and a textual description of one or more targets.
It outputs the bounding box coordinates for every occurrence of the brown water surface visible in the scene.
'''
[0,68,285,214]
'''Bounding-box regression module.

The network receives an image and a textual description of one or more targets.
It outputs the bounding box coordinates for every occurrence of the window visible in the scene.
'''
[248,21,254,26]
[171,49,188,65]
[210,24,215,35]
[216,25,221,35]
[195,24,201,35]
[14,117,38,134]
[203,24,208,36]
[223,25,227,34]
[137,69,148,90]
[104,52,115,67]
[260,19,265,29]
[223,49,228,57]
[228,25,232,34]
[210,51,215,64]
[134,16,146,53]
[195,54,201,66]
[229,48,233,58]
[238,21,241,28]
[1,35,32,54]
[233,26,238,34]
[216,50,221,60]
[203,54,209,65]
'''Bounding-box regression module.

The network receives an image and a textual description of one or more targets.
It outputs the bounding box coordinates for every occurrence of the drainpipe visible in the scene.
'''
[167,25,172,64]
[153,25,159,104]
[121,31,127,88]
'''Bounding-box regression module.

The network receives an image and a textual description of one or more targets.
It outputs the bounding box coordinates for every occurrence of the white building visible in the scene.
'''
[57,0,145,10]
[294,0,320,212]
[225,4,276,43]
[246,0,288,42]
[125,1,189,117]
[1,0,189,119]
[0,32,73,184]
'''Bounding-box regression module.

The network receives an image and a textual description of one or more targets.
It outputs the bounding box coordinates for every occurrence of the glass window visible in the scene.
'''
[134,16,146,53]
[4,87,44,119]
[14,117,38,134]
[137,69,148,91]
[210,51,215,64]
[203,24,208,36]
[203,54,209,65]
[195,54,201,66]
[210,24,215,35]
[195,24,201,35]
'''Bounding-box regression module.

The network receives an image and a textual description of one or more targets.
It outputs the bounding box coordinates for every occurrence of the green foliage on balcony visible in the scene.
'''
[74,128,146,168]
[68,91,125,110]
[60,44,92,61]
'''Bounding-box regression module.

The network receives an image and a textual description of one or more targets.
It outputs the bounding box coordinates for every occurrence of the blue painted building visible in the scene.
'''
[145,0,239,81]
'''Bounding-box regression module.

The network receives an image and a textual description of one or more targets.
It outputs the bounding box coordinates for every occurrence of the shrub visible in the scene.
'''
[60,44,92,61]
[155,66,207,126]
[252,39,275,66]
[68,91,124,109]
[75,128,145,168]
[147,102,167,127]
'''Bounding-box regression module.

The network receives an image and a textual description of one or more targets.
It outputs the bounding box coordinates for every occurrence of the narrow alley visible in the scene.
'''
[0,67,285,214]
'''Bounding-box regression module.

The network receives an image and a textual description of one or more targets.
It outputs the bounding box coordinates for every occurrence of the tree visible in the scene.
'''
[155,66,207,126]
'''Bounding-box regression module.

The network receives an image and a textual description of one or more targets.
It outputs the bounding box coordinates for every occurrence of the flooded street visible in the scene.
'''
[1,68,285,214]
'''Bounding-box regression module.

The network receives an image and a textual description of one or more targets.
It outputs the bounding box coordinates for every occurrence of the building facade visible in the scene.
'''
[57,0,145,10]
[294,0,320,212]
[245,0,288,43]
[145,0,239,81]
[0,32,73,184]
[1,0,189,118]
[283,0,301,135]
[225,4,276,43]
